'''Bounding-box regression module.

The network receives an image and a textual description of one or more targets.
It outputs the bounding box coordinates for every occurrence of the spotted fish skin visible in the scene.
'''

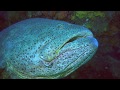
[0,18,98,79]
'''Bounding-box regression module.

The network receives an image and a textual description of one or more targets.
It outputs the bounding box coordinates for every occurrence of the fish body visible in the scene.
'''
[0,18,98,79]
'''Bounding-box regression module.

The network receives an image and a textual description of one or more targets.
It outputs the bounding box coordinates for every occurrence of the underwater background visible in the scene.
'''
[0,11,120,79]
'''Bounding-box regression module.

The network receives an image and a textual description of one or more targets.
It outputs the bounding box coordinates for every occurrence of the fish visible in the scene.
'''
[0,18,98,79]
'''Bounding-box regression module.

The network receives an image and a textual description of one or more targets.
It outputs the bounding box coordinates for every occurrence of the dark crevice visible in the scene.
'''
[60,36,82,49]
[66,36,81,43]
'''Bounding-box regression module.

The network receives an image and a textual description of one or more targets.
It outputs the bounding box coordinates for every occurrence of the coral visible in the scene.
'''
[71,11,105,20]
[70,11,110,36]
[27,11,72,21]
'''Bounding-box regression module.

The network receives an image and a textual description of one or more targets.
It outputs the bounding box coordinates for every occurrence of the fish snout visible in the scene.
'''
[86,36,98,48]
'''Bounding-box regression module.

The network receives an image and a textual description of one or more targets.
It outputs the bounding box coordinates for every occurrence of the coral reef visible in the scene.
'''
[70,11,111,36]
[71,11,105,20]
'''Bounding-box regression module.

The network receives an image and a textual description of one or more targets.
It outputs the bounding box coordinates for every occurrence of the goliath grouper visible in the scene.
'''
[0,18,98,79]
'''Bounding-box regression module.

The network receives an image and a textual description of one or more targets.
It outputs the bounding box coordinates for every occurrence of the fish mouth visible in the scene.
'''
[39,26,95,63]
[60,36,98,66]
[35,36,98,79]
[52,36,98,78]
[36,36,98,79]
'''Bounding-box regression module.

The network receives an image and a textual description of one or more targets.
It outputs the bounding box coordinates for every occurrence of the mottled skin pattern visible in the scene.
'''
[0,18,98,79]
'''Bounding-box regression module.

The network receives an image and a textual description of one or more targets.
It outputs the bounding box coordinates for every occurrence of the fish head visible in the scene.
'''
[1,18,98,79]
[34,26,98,79]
